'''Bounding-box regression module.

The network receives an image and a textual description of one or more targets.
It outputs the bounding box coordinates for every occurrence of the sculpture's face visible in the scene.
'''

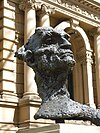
[15,27,75,74]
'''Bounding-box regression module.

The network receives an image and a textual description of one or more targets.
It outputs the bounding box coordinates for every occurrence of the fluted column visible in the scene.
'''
[93,27,100,109]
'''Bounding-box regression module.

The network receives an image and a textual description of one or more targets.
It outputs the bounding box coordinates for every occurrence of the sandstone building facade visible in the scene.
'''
[0,0,100,132]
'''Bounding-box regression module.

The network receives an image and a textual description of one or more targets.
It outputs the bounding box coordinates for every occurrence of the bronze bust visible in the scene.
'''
[15,27,100,125]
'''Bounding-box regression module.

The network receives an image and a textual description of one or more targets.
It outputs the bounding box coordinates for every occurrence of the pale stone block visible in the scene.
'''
[2,70,15,81]
[17,124,100,133]
[0,60,14,71]
[4,8,15,19]
[0,106,15,122]
[4,0,15,10]
[0,80,16,92]
[2,81,16,92]
[0,49,14,60]
[4,18,15,29]
[4,28,15,41]
[3,40,15,50]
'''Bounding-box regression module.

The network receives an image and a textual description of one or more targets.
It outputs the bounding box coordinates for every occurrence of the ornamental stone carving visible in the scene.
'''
[46,0,100,23]
[19,0,42,10]
[19,0,55,14]
[19,0,100,23]
[40,4,55,15]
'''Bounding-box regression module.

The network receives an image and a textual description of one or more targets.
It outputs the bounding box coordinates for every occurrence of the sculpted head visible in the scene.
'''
[14,27,100,125]
[15,27,75,75]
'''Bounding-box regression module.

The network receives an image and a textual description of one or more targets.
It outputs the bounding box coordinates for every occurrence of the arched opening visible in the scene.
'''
[55,20,95,107]
[70,31,86,104]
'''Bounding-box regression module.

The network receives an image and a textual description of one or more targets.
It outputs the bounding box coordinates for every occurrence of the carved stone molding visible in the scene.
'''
[19,0,55,15]
[19,0,42,10]
[19,0,100,25]
[40,4,55,15]
[75,0,100,12]
[47,0,100,23]
[86,50,93,64]
[51,0,100,12]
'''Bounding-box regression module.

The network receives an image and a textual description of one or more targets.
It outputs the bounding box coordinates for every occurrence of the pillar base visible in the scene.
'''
[18,95,53,128]
[22,92,41,101]
[17,124,100,133]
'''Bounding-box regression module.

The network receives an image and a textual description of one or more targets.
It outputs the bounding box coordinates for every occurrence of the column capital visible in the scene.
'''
[40,4,55,15]
[85,50,93,64]
[19,0,42,11]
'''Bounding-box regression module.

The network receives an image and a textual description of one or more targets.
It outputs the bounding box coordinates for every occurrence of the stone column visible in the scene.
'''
[19,0,41,99]
[18,1,42,128]
[38,4,55,27]
[24,7,37,99]
[75,48,95,108]
[70,20,95,108]
[93,27,100,109]
[82,50,95,108]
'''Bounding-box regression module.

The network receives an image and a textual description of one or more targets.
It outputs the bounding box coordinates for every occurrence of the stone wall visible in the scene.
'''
[0,0,24,132]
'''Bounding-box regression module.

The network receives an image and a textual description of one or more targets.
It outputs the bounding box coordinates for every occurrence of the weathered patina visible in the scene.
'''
[15,27,100,126]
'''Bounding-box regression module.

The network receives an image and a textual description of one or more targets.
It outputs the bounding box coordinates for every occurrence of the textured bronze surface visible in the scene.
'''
[15,27,100,126]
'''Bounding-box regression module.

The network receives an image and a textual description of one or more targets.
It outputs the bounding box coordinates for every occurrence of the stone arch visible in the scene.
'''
[55,20,95,108]
[55,21,91,50]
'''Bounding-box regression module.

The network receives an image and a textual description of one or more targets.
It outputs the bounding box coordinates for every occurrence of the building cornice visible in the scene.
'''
[74,0,100,12]
[19,0,100,27]
[43,0,100,26]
